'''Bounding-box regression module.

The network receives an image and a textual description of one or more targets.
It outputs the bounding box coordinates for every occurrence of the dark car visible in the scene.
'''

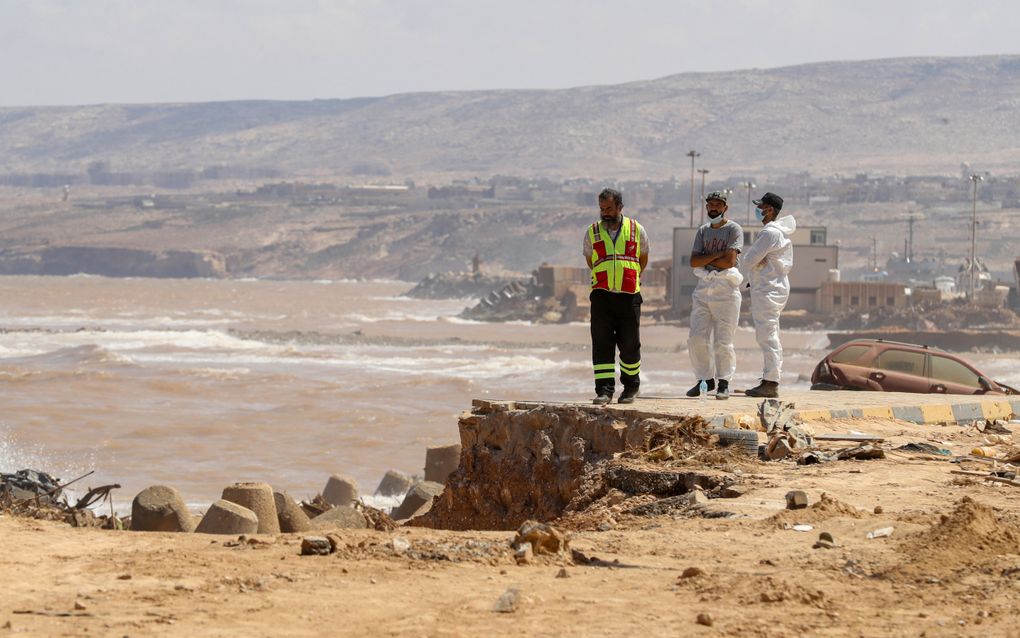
[810,339,1018,395]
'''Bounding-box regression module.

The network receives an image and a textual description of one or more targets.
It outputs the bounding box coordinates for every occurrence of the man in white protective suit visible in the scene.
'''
[742,191,795,398]
[686,190,743,400]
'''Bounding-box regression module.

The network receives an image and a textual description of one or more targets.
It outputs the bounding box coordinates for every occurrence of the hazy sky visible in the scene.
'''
[2,0,1018,107]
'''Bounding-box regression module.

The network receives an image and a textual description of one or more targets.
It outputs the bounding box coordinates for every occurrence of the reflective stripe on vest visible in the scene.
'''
[589,217,641,294]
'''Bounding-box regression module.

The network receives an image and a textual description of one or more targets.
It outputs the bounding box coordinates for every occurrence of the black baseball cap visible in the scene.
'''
[752,192,783,211]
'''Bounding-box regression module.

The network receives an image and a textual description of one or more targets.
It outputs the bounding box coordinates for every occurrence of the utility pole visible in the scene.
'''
[686,150,700,227]
[870,236,878,272]
[697,168,709,225]
[906,214,915,263]
[741,181,756,223]
[969,174,984,300]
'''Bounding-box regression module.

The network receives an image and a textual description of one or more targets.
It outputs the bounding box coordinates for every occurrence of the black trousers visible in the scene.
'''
[590,289,642,394]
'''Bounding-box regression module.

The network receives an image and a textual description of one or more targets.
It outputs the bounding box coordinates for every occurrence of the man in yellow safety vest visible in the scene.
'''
[582,188,649,404]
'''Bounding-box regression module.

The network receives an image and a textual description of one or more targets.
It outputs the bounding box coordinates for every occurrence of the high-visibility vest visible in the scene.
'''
[589,216,642,294]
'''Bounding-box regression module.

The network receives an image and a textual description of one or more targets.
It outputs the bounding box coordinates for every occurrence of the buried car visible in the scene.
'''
[811,338,1018,395]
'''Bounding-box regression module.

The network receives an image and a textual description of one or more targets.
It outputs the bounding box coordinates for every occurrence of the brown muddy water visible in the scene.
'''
[1,276,1015,512]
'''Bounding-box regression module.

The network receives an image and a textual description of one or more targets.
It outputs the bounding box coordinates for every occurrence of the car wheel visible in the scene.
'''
[707,428,760,456]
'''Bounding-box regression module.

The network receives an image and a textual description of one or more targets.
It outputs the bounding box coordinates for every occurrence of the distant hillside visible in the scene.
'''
[3,56,1020,178]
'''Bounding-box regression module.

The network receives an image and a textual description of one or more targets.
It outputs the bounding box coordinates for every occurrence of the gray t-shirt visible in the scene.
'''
[692,219,743,271]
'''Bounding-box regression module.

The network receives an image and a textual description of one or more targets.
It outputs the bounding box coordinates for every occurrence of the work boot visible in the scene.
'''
[593,391,613,405]
[618,386,640,404]
[745,380,779,398]
[685,379,715,397]
[715,379,730,400]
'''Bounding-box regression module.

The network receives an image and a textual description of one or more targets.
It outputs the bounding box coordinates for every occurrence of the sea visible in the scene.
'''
[2,276,1017,514]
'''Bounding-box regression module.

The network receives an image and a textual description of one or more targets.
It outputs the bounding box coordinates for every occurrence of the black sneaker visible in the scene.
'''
[685,379,715,397]
[715,379,730,400]
[593,392,613,405]
[745,380,779,398]
[618,386,640,404]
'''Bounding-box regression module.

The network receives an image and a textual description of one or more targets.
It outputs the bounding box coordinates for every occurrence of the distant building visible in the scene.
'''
[816,281,907,314]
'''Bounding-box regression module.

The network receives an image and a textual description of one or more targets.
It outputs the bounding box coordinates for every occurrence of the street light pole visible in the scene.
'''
[686,150,700,227]
[969,174,984,300]
[697,168,709,225]
[741,181,756,223]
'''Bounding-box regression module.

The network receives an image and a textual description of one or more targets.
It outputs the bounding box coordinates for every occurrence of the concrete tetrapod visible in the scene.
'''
[312,506,369,530]
[273,491,312,533]
[221,482,280,534]
[130,485,195,533]
[375,470,413,497]
[322,474,359,508]
[392,480,445,521]
[424,444,461,484]
[195,499,259,535]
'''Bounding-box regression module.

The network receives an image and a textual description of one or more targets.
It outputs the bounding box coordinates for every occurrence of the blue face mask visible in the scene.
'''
[754,207,766,223]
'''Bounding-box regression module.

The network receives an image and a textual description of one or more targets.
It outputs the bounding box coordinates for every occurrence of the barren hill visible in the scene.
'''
[3,55,1020,178]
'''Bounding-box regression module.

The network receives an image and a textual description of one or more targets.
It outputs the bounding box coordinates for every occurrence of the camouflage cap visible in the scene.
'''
[705,190,728,203]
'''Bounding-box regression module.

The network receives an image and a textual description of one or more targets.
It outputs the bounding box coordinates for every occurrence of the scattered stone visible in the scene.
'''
[392,481,444,521]
[312,506,369,530]
[374,470,413,497]
[720,485,748,499]
[555,568,570,579]
[785,490,809,510]
[273,491,312,533]
[325,533,343,552]
[513,520,569,557]
[874,505,884,514]
[493,587,521,613]
[322,474,360,508]
[680,567,706,579]
[195,499,259,535]
[813,531,837,549]
[424,443,462,484]
[74,601,86,611]
[514,542,533,565]
[696,612,714,627]
[117,574,132,580]
[597,521,614,532]
[222,482,280,534]
[390,537,411,554]
[300,536,332,556]
[130,485,195,533]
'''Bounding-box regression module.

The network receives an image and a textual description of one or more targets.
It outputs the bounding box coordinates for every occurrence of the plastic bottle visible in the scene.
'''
[971,446,999,458]
[699,380,708,403]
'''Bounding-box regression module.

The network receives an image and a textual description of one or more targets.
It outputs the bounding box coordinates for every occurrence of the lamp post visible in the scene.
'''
[686,150,700,227]
[741,181,756,223]
[968,174,984,300]
[697,168,710,225]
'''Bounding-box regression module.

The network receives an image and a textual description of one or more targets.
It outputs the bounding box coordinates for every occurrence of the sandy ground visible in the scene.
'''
[4,417,1020,637]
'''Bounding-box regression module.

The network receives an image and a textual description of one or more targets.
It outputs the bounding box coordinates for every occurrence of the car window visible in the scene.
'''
[874,349,925,376]
[930,355,980,388]
[831,345,872,365]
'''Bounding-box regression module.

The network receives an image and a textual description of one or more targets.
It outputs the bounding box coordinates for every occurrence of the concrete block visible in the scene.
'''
[195,499,259,535]
[375,470,413,497]
[424,444,461,484]
[221,482,280,534]
[392,480,445,521]
[312,506,369,530]
[322,474,359,508]
[273,491,312,533]
[130,485,195,533]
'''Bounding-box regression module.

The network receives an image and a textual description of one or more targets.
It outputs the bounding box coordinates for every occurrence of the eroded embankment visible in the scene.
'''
[414,401,733,531]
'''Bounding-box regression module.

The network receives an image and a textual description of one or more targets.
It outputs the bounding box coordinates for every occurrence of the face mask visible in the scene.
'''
[707,210,724,221]
[754,207,766,223]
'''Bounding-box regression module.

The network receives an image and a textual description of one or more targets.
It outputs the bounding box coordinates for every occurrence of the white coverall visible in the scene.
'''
[688,267,743,382]
[741,216,797,383]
